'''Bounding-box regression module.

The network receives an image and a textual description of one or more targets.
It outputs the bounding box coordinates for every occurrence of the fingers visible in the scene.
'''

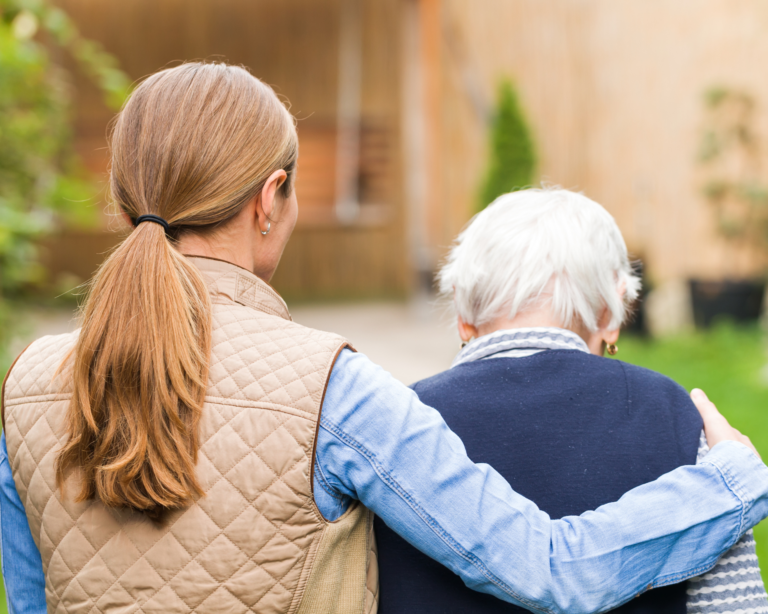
[690,388,761,458]
[691,388,719,422]
[691,388,729,443]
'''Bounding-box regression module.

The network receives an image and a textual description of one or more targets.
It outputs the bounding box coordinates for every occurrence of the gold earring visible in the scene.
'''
[606,343,618,356]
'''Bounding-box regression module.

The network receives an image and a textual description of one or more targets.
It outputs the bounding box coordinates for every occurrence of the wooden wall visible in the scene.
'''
[439,0,768,285]
[48,0,409,299]
[48,0,768,294]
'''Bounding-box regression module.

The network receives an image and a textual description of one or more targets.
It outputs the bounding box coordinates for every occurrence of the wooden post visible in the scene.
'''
[335,0,364,223]
[420,0,442,269]
[402,0,442,289]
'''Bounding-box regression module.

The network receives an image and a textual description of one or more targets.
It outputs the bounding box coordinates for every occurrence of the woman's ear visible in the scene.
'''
[457,317,479,343]
[596,305,620,344]
[603,327,620,345]
[256,169,288,230]
[120,210,134,228]
[617,278,628,301]
[599,279,627,345]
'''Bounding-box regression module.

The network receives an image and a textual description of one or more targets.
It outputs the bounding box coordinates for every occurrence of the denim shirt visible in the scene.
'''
[3,348,768,614]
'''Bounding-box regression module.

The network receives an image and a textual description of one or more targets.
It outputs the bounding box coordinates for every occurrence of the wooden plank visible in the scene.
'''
[420,0,443,268]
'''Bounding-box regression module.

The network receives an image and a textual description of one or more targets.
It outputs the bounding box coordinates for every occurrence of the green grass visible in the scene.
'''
[0,323,767,608]
[616,323,768,585]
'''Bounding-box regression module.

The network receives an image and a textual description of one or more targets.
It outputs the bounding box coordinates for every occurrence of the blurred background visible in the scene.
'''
[3,0,768,604]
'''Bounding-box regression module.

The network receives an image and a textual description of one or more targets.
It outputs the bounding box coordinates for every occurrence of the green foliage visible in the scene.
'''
[478,80,537,212]
[0,0,130,349]
[697,86,768,259]
[616,323,768,585]
[4,0,131,110]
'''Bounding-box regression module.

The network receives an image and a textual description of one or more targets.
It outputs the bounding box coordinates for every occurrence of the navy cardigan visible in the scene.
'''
[375,350,703,614]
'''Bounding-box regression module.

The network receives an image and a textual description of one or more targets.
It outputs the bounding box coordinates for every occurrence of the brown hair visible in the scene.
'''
[56,63,298,519]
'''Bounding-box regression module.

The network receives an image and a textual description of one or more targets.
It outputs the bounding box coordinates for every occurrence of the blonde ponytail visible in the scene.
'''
[56,63,298,519]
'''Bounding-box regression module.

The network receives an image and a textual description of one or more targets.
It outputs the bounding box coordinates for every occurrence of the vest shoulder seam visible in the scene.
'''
[211,303,346,341]
[203,396,317,420]
[4,392,72,408]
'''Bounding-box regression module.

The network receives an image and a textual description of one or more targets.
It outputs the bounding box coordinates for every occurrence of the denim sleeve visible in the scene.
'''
[0,433,46,614]
[316,349,768,614]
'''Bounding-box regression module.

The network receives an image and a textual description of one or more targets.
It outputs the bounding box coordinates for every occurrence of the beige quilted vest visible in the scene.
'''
[2,256,379,614]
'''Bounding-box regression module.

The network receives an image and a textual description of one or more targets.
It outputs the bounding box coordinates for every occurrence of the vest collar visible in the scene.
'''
[185,255,292,321]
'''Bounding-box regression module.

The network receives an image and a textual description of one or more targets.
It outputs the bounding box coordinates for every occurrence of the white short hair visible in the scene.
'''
[439,188,641,331]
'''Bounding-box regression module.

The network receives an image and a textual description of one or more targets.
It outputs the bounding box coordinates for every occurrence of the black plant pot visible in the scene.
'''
[689,279,766,328]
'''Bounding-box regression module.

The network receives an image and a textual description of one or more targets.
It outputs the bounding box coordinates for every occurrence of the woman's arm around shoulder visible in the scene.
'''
[315,349,768,614]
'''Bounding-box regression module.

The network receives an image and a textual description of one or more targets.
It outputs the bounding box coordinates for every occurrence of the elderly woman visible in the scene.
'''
[376,188,768,614]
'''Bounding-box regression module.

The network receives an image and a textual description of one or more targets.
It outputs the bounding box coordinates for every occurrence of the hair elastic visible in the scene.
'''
[134,214,170,233]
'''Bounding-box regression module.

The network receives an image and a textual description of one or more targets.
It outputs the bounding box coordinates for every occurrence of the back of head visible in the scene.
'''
[56,63,298,520]
[439,188,640,331]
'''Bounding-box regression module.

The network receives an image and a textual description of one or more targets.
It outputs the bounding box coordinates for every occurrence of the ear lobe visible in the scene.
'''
[457,317,479,343]
[249,193,266,225]
[603,327,620,345]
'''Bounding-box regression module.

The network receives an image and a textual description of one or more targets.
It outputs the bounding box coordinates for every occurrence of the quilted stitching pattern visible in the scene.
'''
[4,331,77,400]
[206,306,333,413]
[4,265,377,614]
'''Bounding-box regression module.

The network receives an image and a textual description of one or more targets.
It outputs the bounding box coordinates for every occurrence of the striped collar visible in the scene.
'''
[452,327,590,368]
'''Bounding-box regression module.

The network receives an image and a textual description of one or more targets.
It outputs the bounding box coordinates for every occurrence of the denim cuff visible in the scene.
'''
[700,440,768,534]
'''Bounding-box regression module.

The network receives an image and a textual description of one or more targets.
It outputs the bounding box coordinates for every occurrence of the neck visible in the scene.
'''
[177,232,255,274]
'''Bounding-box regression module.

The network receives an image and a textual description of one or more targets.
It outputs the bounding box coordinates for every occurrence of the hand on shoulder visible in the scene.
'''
[691,388,760,458]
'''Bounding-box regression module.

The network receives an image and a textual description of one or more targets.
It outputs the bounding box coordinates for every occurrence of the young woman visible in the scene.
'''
[375,188,768,614]
[1,63,766,614]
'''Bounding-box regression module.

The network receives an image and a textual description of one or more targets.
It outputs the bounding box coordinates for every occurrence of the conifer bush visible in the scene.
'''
[479,80,537,211]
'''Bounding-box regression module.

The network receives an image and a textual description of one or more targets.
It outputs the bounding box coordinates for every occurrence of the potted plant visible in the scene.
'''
[694,87,768,327]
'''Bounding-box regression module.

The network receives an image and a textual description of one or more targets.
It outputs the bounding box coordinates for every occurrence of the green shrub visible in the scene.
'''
[478,80,537,212]
[0,0,130,355]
